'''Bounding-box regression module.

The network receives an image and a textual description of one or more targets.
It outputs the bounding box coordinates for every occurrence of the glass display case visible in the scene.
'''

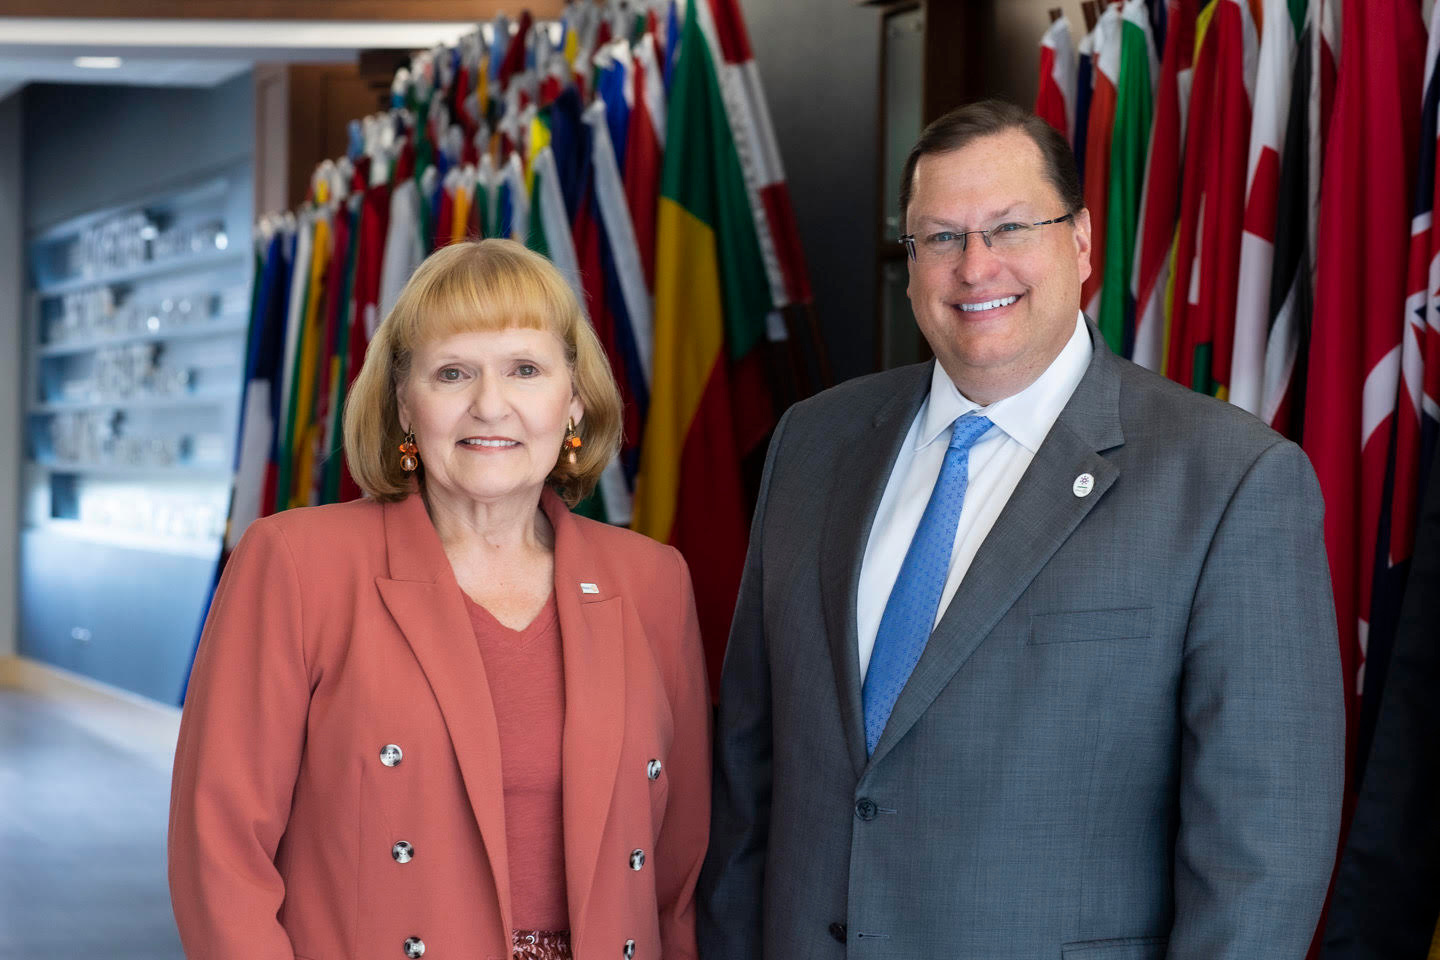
[20,163,252,704]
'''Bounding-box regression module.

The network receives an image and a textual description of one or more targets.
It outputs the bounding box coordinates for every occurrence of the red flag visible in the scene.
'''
[1302,0,1425,765]
[626,33,665,291]
[1131,0,1198,373]
[1164,0,1255,395]
[1080,5,1121,318]
[1035,15,1077,143]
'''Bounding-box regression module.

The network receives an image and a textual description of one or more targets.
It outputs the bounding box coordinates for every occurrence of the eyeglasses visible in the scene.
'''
[900,213,1075,263]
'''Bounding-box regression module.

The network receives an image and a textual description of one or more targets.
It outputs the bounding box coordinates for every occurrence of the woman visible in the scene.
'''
[169,239,711,960]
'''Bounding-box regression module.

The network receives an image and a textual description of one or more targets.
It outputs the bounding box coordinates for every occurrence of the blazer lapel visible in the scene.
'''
[817,364,932,777]
[544,492,626,956]
[374,493,513,934]
[867,325,1128,768]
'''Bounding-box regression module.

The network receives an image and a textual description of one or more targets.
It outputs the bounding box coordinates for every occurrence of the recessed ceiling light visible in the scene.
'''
[74,56,123,69]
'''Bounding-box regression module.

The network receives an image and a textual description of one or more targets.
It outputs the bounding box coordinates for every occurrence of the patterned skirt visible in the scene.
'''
[512,930,572,960]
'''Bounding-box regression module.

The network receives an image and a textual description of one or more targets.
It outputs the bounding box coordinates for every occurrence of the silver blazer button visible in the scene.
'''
[623,939,636,958]
[392,841,414,863]
[646,759,662,780]
[629,848,646,870]
[380,744,404,767]
[402,936,425,957]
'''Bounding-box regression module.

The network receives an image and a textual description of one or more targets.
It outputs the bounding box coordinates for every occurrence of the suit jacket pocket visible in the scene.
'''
[1029,607,1152,645]
[1060,935,1168,959]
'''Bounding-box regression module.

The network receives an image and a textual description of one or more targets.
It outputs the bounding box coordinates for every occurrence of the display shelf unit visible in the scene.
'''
[20,161,253,705]
[37,317,250,358]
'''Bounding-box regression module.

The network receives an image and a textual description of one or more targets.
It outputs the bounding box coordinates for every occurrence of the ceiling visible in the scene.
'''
[0,18,485,94]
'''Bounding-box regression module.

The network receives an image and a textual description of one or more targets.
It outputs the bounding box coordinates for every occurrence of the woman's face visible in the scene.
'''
[398,326,584,512]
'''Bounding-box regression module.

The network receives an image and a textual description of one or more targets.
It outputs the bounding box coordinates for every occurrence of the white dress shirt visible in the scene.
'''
[856,312,1094,683]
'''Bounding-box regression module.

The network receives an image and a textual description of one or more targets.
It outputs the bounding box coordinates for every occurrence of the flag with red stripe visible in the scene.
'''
[1036,15,1077,144]
[1164,0,1256,396]
[1080,4,1121,319]
[1130,0,1197,372]
[1230,0,1301,416]
[1302,0,1425,781]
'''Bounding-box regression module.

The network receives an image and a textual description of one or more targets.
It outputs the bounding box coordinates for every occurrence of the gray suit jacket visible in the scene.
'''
[698,323,1344,960]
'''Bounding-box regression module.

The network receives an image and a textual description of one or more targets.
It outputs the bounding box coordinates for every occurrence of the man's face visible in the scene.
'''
[904,128,1092,403]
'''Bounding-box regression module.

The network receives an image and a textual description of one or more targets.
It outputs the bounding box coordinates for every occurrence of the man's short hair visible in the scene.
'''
[899,99,1084,229]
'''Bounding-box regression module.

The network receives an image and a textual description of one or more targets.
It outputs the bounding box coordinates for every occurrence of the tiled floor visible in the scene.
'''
[0,688,184,959]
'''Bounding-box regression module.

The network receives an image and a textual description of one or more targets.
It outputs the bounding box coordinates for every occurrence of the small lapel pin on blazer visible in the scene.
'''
[1072,473,1095,498]
[580,582,600,594]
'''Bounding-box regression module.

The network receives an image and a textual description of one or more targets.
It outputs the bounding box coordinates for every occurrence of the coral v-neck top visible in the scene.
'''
[465,592,569,932]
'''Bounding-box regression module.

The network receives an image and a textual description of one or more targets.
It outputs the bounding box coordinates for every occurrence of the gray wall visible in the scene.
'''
[24,73,254,232]
[739,0,882,383]
[0,90,22,660]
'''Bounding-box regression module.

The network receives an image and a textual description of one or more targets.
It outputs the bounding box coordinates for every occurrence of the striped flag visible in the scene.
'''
[1164,0,1256,396]
[633,0,775,693]
[228,226,290,546]
[1229,0,1302,417]
[1387,0,1440,629]
[1347,0,1440,788]
[1035,15,1077,143]
[1131,0,1198,372]
[573,96,653,524]
[627,31,667,291]
[1258,0,1319,438]
[1098,0,1158,357]
[701,0,813,320]
[1302,0,1425,770]
[1080,4,1121,320]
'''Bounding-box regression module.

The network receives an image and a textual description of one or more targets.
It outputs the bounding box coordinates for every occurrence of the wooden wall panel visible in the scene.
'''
[0,1,564,18]
[282,61,393,210]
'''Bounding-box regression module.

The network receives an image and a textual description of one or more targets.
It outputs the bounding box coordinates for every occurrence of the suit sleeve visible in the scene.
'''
[168,519,309,960]
[696,407,791,959]
[655,547,713,960]
[1169,439,1345,959]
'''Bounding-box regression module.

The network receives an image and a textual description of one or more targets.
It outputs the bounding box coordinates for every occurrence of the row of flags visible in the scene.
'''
[220,0,814,694]
[1040,0,1440,953]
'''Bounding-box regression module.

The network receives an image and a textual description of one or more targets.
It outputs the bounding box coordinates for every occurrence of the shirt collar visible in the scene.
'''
[917,311,1094,453]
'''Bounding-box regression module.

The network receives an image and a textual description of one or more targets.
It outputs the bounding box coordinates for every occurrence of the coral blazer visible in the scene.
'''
[168,490,711,960]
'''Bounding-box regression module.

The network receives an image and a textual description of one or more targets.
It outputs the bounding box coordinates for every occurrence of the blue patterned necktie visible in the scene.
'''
[862,413,993,754]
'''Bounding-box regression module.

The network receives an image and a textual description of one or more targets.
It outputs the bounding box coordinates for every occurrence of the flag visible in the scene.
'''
[275,211,314,512]
[1229,0,1302,416]
[527,145,584,299]
[228,227,289,548]
[377,141,425,323]
[1075,27,1096,186]
[1098,0,1158,357]
[1131,0,1198,372]
[1346,0,1440,793]
[1036,15,1078,143]
[1080,4,1121,319]
[633,0,775,694]
[1164,0,1257,396]
[627,31,667,290]
[702,0,813,316]
[1302,0,1425,783]
[337,153,393,504]
[1259,0,1319,438]
[573,97,652,524]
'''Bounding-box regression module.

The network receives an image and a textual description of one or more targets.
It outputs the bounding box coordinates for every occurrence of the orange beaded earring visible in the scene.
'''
[563,419,583,465]
[398,431,419,472]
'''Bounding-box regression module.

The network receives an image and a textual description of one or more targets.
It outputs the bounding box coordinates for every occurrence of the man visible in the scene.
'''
[698,100,1343,959]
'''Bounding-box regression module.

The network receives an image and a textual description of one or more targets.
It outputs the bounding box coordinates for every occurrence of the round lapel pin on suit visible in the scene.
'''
[1072,473,1095,498]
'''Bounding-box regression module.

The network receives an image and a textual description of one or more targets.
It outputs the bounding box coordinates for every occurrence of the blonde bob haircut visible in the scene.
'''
[343,239,623,507]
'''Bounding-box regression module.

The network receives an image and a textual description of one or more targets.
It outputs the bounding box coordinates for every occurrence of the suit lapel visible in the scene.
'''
[867,325,1128,768]
[375,493,513,934]
[545,492,626,956]
[817,364,932,777]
